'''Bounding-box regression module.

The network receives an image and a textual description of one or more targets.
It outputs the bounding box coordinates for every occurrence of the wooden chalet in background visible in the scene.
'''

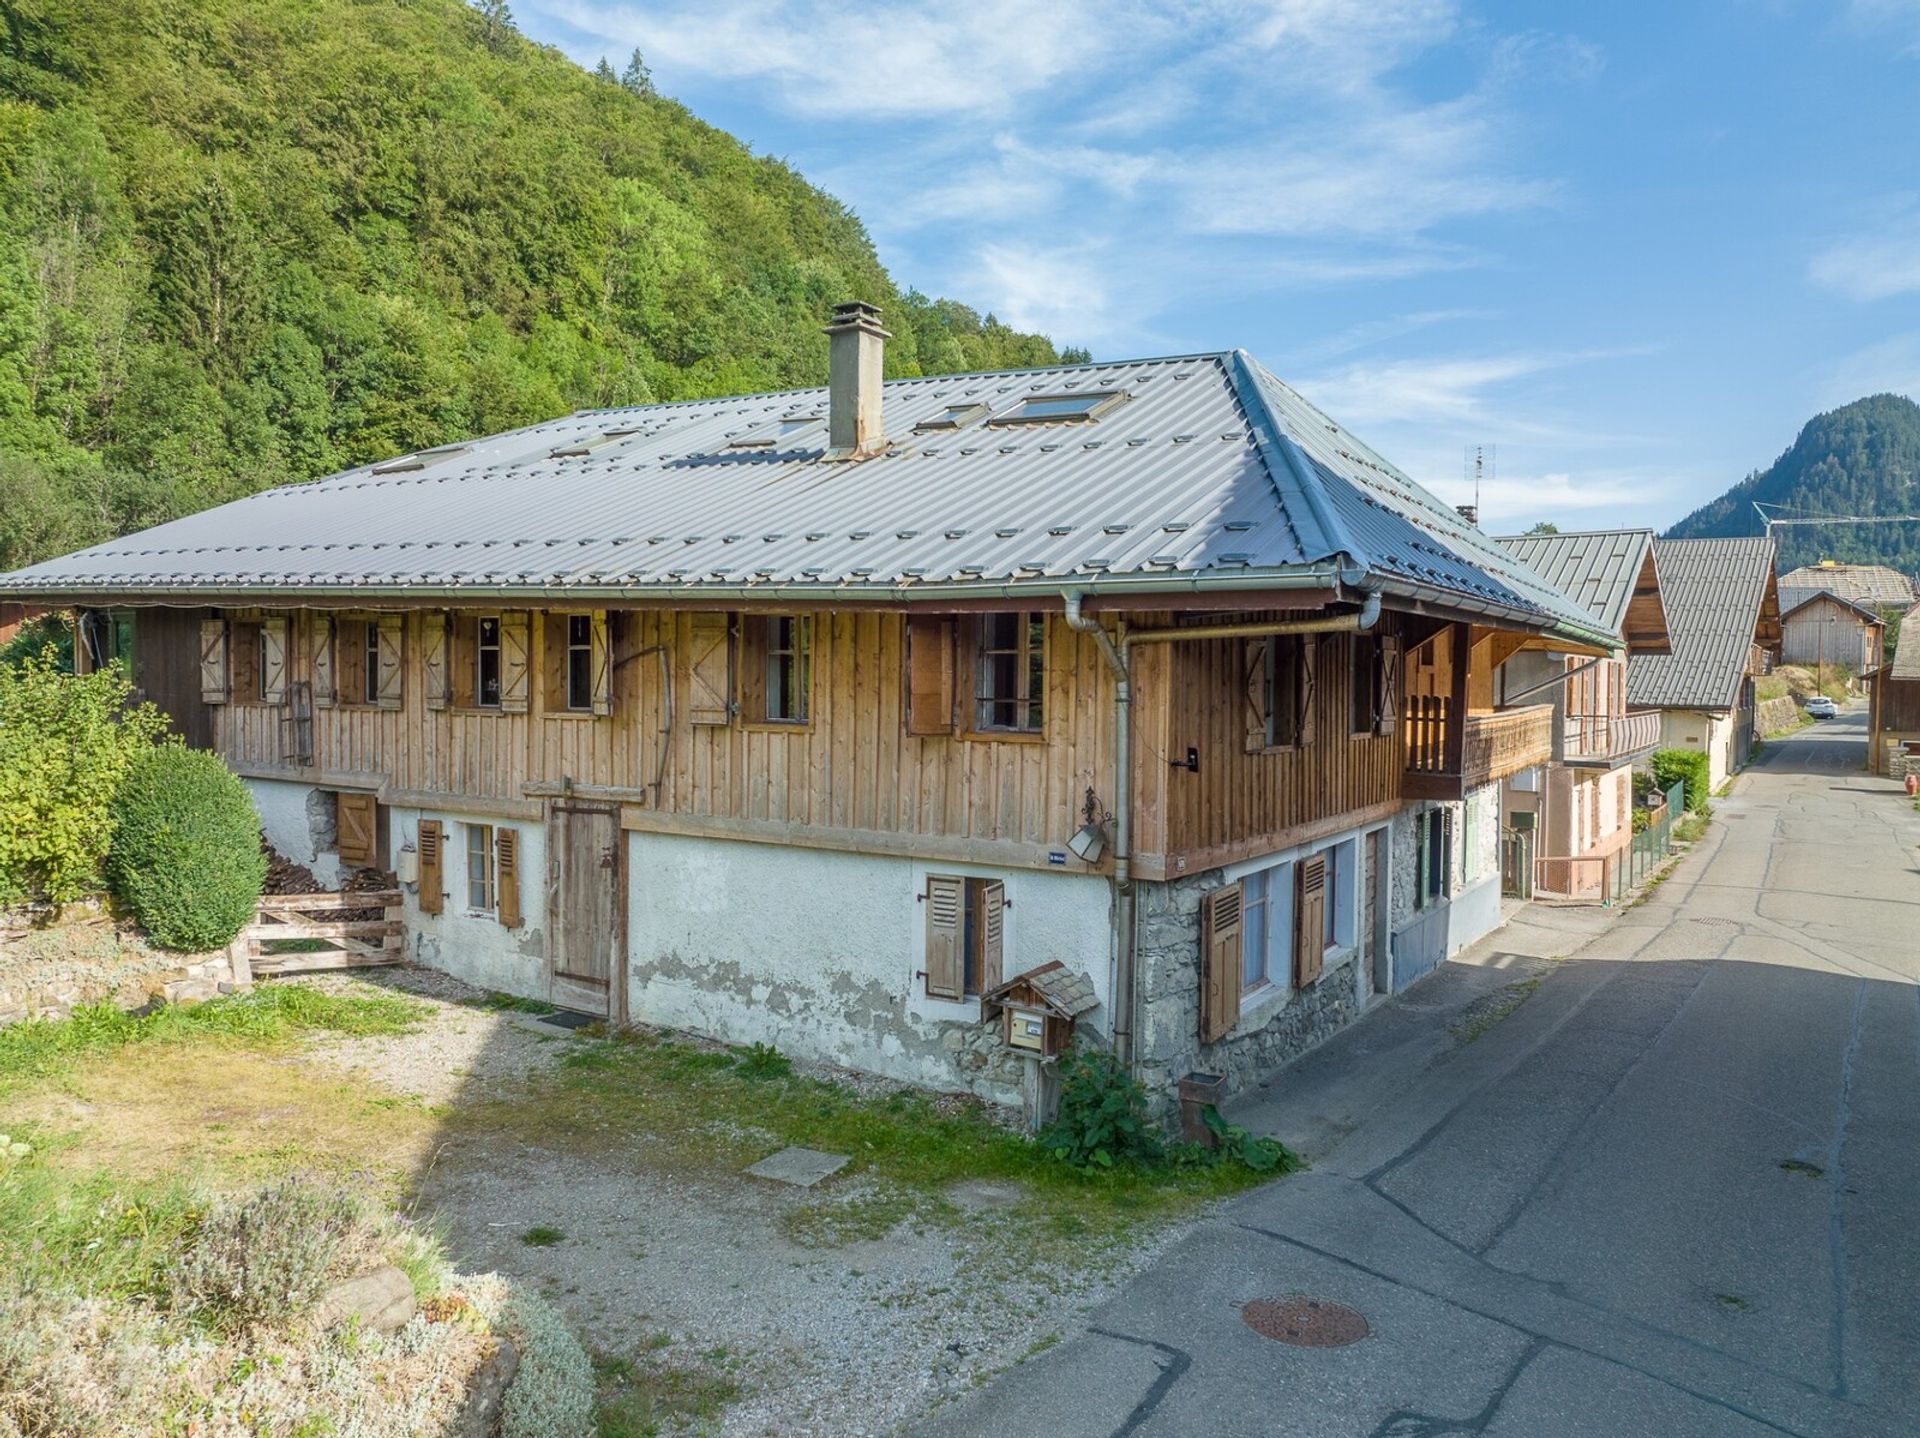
[4,302,1614,1111]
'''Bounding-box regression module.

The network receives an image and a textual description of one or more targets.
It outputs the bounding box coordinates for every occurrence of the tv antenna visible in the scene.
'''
[1464,444,1492,520]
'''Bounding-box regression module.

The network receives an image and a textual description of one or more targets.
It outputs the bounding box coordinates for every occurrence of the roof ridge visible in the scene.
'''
[1222,350,1358,570]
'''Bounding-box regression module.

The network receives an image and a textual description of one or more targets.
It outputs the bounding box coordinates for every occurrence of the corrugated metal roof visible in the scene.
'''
[0,349,1612,645]
[1626,538,1779,711]
[1890,602,1920,680]
[1777,587,1886,624]
[1492,529,1656,639]
[1776,563,1914,607]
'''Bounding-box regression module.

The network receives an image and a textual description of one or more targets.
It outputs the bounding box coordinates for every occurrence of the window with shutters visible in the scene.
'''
[540,611,611,717]
[564,615,593,711]
[465,823,495,912]
[1200,882,1244,1041]
[905,616,956,735]
[921,874,1005,1000]
[476,619,502,709]
[450,614,527,711]
[1319,839,1357,950]
[1246,634,1313,750]
[1415,808,1451,910]
[334,619,383,706]
[230,622,263,703]
[739,615,811,725]
[972,612,1045,733]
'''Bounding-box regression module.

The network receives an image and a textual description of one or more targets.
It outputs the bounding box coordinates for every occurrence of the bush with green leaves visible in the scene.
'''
[1649,748,1711,814]
[1042,1044,1164,1171]
[166,1175,370,1331]
[106,743,266,950]
[0,654,167,906]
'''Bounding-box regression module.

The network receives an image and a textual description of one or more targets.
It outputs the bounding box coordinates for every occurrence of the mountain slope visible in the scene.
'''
[1665,394,1920,574]
[0,0,1080,570]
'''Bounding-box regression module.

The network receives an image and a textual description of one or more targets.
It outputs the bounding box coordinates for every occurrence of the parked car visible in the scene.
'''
[1804,696,1838,719]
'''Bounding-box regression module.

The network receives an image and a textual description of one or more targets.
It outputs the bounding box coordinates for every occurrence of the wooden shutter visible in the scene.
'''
[976,881,1005,993]
[1242,638,1270,751]
[312,616,337,709]
[200,618,230,704]
[500,612,531,713]
[422,615,450,710]
[417,820,444,915]
[1296,636,1318,747]
[1200,882,1244,1042]
[906,617,956,735]
[1374,633,1400,736]
[1294,856,1327,988]
[260,618,289,706]
[924,875,965,1000]
[336,792,377,868]
[495,828,521,928]
[687,613,733,725]
[374,616,404,710]
[590,610,613,716]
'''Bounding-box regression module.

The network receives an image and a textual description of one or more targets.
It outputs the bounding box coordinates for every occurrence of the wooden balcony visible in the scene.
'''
[1562,709,1663,766]
[1405,701,1555,800]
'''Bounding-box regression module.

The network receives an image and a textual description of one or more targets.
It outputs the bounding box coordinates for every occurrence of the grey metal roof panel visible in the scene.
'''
[1492,529,1655,639]
[1891,603,1920,680]
[1776,564,1914,607]
[1626,538,1778,711]
[0,349,1610,645]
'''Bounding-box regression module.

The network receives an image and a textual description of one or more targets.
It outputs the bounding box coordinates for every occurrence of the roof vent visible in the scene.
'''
[1455,504,1479,527]
[823,301,889,459]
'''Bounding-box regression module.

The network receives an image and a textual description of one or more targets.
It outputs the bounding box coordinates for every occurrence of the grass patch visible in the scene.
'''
[593,1343,743,1438]
[1450,977,1541,1046]
[1779,1158,1824,1178]
[521,1225,567,1248]
[261,937,340,955]
[1673,810,1712,845]
[776,1189,924,1248]
[479,991,559,1016]
[0,983,423,1096]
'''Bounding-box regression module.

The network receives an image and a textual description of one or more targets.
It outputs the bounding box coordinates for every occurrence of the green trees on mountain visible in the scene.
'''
[0,0,1082,571]
[1665,394,1920,574]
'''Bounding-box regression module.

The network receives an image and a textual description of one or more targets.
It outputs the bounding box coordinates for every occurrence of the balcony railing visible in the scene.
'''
[1405,701,1554,799]
[1562,709,1662,764]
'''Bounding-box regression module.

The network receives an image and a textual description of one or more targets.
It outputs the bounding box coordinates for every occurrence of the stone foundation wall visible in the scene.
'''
[1756,696,1801,737]
[0,920,245,1028]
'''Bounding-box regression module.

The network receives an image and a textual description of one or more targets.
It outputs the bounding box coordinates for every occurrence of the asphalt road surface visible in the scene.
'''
[920,707,1919,1438]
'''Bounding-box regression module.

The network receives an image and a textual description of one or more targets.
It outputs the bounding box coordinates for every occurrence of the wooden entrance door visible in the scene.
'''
[545,801,624,1019]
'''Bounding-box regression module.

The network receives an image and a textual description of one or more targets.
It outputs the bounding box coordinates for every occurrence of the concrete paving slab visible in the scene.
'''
[744,1146,848,1187]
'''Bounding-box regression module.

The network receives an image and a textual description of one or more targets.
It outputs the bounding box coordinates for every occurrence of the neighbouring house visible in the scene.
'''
[1775,589,1884,679]
[1776,560,1915,611]
[1627,537,1783,791]
[1493,529,1672,900]
[1868,602,1920,774]
[0,602,44,649]
[0,303,1613,1112]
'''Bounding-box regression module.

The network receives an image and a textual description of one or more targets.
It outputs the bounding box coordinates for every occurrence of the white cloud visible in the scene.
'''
[1809,206,1920,300]
[1819,331,1920,406]
[1434,469,1660,525]
[1294,348,1642,429]
[960,243,1117,339]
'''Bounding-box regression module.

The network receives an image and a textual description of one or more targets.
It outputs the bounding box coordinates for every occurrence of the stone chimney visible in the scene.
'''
[823,301,889,457]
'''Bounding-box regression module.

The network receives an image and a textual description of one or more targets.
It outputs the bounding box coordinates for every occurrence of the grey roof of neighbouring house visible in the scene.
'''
[0,349,1614,649]
[1776,563,1915,607]
[1626,538,1781,711]
[1891,605,1920,681]
[1777,587,1886,625]
[1493,528,1662,642]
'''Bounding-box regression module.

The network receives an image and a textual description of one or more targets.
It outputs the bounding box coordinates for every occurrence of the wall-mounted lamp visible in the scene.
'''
[1067,821,1107,864]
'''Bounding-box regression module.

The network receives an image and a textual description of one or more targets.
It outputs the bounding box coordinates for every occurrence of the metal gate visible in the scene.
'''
[1500,825,1534,900]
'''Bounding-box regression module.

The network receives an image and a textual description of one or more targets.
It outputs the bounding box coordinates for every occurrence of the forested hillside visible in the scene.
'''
[0,0,1081,571]
[1665,394,1920,574]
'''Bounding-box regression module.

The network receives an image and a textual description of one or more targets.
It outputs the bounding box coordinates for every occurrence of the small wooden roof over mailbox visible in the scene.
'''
[981,961,1100,1026]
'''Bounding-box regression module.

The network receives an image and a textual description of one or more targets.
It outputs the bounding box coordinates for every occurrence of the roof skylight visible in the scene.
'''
[550,428,644,459]
[728,414,823,449]
[370,445,471,475]
[913,402,991,433]
[989,391,1129,426]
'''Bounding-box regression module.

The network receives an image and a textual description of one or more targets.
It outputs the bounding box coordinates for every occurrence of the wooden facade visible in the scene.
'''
[1779,593,1882,675]
[111,601,1489,884]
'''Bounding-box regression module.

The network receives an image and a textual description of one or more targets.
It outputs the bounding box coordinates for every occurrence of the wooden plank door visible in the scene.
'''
[546,801,624,1019]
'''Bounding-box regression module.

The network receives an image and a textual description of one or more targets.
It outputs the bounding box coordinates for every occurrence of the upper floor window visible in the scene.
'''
[738,615,811,724]
[565,614,594,711]
[1245,633,1312,750]
[974,613,1045,733]
[476,617,503,708]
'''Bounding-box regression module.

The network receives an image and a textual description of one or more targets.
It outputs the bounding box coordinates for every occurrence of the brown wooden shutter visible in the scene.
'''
[687,613,733,725]
[417,820,444,915]
[589,610,613,716]
[374,616,404,710]
[1242,638,1270,751]
[200,618,230,704]
[924,875,965,1000]
[312,616,337,708]
[977,880,1005,992]
[906,617,957,735]
[495,828,522,928]
[1294,856,1327,988]
[337,792,378,868]
[500,612,531,713]
[1199,882,1244,1042]
[423,615,450,710]
[1297,636,1318,747]
[259,618,289,706]
[1374,632,1400,736]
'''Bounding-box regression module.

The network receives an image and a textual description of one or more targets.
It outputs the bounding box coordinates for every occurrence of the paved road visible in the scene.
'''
[921,707,1920,1437]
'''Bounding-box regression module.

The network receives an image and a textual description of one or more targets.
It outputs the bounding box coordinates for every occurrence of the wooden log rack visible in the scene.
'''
[242,889,405,976]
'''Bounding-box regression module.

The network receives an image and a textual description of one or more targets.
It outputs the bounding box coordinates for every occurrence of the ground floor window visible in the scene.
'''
[923,875,1005,1000]
[466,823,495,912]
[1415,809,1451,910]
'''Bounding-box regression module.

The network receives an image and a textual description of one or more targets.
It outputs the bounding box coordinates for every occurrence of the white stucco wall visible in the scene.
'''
[1658,709,1739,790]
[390,806,549,998]
[625,833,1114,1101]
[244,777,344,889]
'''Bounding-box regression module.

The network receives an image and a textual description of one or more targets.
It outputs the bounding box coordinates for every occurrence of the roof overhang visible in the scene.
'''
[1623,547,1672,655]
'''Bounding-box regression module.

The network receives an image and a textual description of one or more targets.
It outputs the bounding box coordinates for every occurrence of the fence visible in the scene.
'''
[1533,781,1685,902]
[239,889,404,977]
[1499,826,1534,900]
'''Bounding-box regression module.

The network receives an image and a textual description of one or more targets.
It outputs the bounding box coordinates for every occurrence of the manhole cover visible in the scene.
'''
[1689,917,1739,928]
[1242,1296,1369,1347]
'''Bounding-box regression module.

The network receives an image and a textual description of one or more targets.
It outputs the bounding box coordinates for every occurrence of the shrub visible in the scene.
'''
[1041,1044,1163,1171]
[0,654,167,906]
[1649,748,1711,814]
[493,1285,595,1438]
[166,1175,369,1331]
[106,743,266,950]
[0,616,73,673]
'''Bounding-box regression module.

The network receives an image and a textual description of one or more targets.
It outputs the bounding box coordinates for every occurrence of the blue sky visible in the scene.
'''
[515,1,1919,532]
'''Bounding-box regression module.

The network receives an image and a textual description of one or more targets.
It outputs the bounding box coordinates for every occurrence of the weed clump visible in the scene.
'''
[167,1175,370,1331]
